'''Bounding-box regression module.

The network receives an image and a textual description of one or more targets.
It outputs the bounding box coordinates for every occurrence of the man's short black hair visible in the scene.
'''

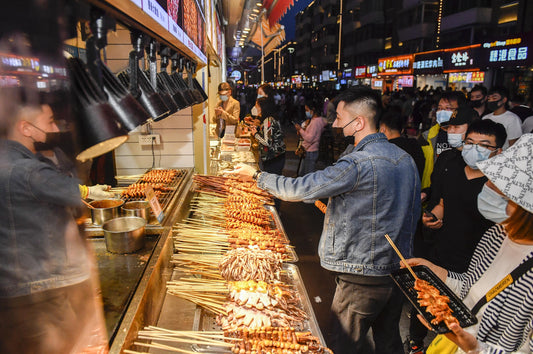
[488,86,509,99]
[466,119,507,148]
[379,111,403,133]
[334,87,382,130]
[439,91,467,106]
[470,85,487,97]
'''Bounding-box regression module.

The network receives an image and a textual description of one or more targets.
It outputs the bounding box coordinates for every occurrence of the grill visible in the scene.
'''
[119,169,188,213]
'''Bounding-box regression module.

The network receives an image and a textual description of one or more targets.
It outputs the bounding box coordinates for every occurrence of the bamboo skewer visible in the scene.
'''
[384,234,418,280]
[134,341,200,354]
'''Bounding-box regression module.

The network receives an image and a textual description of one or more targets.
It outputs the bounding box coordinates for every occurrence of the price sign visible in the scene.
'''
[145,185,164,223]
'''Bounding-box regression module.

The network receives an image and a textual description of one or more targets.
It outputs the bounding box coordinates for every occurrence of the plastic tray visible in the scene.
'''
[390,265,477,334]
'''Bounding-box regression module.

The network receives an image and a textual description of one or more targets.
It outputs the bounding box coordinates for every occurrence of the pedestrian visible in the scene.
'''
[231,87,421,354]
[482,86,522,149]
[404,134,533,354]
[214,82,240,137]
[294,99,327,175]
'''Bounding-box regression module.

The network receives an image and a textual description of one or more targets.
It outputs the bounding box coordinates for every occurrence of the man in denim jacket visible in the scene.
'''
[233,87,421,353]
[0,91,103,353]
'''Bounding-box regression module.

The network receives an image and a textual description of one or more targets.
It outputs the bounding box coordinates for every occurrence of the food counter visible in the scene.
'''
[99,168,329,353]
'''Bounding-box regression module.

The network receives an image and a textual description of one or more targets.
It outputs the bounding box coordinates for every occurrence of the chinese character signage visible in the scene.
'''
[397,75,414,88]
[413,50,444,74]
[478,33,533,67]
[354,66,366,78]
[378,55,413,75]
[367,65,377,77]
[448,72,485,83]
[444,45,480,72]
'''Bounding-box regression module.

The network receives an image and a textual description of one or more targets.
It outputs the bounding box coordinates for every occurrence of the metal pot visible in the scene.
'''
[89,199,125,225]
[121,201,151,222]
[102,216,146,254]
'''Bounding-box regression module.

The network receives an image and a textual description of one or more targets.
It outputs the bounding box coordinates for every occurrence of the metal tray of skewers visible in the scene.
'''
[390,265,477,333]
[191,263,326,352]
[117,168,188,211]
[265,205,298,263]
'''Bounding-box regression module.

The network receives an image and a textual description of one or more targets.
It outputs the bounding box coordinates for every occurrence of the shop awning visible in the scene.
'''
[249,17,285,56]
[263,0,295,28]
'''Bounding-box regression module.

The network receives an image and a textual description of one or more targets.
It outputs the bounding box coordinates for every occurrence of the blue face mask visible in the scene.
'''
[305,111,312,119]
[447,133,464,148]
[436,110,453,125]
[257,94,265,99]
[477,184,509,223]
[461,144,492,169]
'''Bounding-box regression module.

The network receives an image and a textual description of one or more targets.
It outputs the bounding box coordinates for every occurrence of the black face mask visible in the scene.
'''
[487,100,502,112]
[470,98,484,108]
[33,131,75,156]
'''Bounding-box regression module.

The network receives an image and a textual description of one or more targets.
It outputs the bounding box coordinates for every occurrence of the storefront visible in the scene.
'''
[413,50,447,90]
[443,44,486,90]
[377,54,414,92]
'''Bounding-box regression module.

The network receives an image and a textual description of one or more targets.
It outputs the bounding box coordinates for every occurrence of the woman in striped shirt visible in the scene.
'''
[405,134,533,353]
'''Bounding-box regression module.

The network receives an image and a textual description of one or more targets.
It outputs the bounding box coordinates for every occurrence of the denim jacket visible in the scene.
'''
[0,140,90,297]
[257,133,421,276]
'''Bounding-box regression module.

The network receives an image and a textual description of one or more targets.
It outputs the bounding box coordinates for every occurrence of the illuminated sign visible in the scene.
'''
[414,50,444,74]
[378,55,413,75]
[397,75,414,88]
[354,66,367,78]
[366,65,378,77]
[371,79,383,89]
[230,70,241,81]
[479,33,533,67]
[444,45,480,72]
[448,71,485,83]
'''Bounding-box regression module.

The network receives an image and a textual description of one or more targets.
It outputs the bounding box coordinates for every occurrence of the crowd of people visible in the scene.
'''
[225,82,533,354]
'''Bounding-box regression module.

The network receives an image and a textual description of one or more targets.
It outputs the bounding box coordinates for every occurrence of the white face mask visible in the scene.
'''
[436,110,453,125]
[220,95,228,102]
[251,106,259,116]
[257,94,265,99]
[477,184,509,223]
[461,144,492,169]
[447,133,464,148]
[305,111,312,119]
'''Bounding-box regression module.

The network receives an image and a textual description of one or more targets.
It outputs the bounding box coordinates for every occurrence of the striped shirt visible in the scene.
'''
[447,224,533,353]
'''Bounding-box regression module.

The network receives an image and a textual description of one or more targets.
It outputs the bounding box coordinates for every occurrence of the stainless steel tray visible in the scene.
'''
[266,205,299,263]
[191,263,325,352]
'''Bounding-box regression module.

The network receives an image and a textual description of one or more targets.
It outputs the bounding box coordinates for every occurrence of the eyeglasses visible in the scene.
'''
[463,141,498,151]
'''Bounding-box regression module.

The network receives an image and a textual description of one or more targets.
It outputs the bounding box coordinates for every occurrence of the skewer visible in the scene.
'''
[81,199,94,209]
[384,234,418,280]
[134,341,199,354]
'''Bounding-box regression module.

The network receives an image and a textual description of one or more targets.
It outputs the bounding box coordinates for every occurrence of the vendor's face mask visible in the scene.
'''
[29,123,74,152]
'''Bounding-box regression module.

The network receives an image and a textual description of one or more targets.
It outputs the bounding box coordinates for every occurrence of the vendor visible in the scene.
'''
[0,88,107,353]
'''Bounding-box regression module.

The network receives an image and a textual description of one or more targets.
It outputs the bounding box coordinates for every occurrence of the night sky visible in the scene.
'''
[280,0,314,41]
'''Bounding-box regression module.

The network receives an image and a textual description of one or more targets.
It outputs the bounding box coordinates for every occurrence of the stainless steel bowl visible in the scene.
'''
[102,216,146,254]
[89,199,125,225]
[121,201,151,222]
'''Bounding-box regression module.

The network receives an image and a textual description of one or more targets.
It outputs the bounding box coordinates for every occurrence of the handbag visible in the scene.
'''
[426,255,533,354]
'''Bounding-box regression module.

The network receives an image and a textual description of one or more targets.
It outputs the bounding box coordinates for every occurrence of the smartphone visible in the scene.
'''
[423,209,438,222]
